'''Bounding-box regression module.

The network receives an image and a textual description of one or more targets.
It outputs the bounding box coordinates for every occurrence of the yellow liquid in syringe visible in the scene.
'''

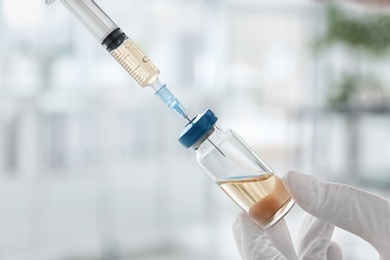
[110,38,159,87]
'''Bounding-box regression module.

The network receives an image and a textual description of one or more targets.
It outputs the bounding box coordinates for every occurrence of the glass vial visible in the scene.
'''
[179,109,294,229]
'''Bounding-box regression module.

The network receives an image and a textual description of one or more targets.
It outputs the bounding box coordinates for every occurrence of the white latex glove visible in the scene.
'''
[232,171,390,260]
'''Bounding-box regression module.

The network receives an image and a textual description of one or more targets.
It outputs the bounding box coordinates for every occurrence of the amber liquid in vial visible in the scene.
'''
[218,173,293,228]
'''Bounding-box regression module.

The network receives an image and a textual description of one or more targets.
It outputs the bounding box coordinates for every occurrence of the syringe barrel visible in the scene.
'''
[58,0,160,87]
[48,0,187,118]
[60,0,118,43]
[102,29,159,87]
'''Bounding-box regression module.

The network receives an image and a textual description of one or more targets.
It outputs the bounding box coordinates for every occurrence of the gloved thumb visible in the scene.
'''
[232,212,292,260]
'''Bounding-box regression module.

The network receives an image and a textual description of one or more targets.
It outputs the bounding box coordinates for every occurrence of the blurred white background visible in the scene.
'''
[0,0,390,259]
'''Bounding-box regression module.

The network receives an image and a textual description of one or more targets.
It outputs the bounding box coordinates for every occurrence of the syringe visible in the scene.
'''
[45,0,188,120]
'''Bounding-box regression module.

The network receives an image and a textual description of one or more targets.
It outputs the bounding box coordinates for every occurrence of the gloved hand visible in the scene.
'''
[232,171,390,260]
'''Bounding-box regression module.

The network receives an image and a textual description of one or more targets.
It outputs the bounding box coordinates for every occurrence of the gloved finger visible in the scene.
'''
[232,212,290,260]
[327,242,343,260]
[265,219,299,260]
[283,171,390,258]
[297,215,342,260]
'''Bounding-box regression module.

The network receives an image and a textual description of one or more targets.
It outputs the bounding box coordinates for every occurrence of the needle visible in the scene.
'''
[207,138,226,157]
[184,114,224,156]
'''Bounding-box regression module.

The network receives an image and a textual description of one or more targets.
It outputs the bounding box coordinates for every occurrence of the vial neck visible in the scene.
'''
[192,125,217,150]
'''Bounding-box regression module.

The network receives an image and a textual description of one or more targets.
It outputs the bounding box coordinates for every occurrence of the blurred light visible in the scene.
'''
[3,0,43,29]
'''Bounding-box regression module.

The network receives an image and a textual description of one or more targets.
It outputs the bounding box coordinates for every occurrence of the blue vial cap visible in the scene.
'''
[178,109,218,149]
